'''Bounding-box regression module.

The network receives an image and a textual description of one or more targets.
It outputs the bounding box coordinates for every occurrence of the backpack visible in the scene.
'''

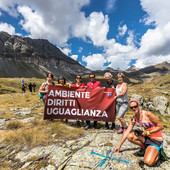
[39,82,55,99]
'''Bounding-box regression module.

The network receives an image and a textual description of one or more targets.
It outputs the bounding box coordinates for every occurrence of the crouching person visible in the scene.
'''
[114,99,167,166]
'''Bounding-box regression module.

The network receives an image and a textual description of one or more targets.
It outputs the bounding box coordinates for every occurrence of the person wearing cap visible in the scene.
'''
[57,76,71,87]
[72,75,85,87]
[114,99,167,166]
[114,72,128,134]
[103,72,117,130]
[85,73,101,130]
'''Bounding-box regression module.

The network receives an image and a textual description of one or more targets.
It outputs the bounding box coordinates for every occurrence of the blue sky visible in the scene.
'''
[0,0,170,70]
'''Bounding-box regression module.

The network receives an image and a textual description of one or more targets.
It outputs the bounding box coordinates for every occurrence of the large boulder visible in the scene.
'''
[153,96,169,115]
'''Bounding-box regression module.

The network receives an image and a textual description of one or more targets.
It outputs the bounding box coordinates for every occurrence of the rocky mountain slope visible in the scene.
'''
[0,31,169,83]
[0,31,90,81]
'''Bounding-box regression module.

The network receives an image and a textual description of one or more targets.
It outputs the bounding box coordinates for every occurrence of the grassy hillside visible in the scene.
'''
[0,75,169,150]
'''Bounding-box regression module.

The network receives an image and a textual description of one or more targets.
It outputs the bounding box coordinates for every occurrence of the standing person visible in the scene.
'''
[57,76,71,87]
[28,82,33,93]
[85,73,101,130]
[72,75,85,126]
[72,75,85,87]
[32,83,36,93]
[114,72,128,134]
[21,83,26,93]
[57,75,71,123]
[104,72,117,130]
[114,99,167,166]
[39,73,55,105]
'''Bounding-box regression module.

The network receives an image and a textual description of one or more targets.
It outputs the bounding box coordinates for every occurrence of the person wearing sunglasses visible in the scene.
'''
[114,99,167,166]
[72,75,85,87]
[84,73,101,130]
[114,72,128,134]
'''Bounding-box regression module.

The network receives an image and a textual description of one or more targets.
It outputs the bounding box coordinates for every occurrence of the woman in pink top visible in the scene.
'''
[114,99,167,166]
[72,75,85,87]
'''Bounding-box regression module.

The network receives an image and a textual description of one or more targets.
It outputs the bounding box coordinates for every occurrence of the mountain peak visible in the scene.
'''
[126,65,138,72]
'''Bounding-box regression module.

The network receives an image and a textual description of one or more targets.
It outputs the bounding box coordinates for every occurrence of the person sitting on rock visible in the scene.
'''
[114,99,167,166]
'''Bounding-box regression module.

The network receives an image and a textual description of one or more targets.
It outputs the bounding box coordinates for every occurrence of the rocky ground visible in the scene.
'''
[0,116,169,170]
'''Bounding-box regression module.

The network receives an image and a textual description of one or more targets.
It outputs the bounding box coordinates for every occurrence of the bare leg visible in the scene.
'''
[144,146,159,166]
[127,132,145,146]
[117,116,126,129]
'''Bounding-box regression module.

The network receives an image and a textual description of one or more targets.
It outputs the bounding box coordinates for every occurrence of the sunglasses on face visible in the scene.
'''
[76,77,81,79]
[89,77,95,78]
[130,105,138,109]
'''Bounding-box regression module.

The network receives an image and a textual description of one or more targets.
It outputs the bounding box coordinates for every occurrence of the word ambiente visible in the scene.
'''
[48,90,90,98]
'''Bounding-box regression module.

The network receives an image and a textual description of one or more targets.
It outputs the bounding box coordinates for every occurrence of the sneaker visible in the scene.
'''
[137,148,146,156]
[117,128,123,134]
[160,149,168,161]
[122,128,127,133]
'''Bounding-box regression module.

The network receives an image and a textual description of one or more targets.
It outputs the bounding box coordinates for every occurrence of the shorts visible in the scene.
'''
[144,136,163,152]
[116,102,128,118]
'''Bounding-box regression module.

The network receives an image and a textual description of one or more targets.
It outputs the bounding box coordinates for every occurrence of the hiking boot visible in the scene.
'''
[137,148,146,156]
[111,123,116,130]
[105,122,109,129]
[104,125,109,130]
[117,128,123,134]
[94,121,99,129]
[160,149,168,161]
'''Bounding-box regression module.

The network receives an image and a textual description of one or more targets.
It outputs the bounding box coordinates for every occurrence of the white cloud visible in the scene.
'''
[60,47,72,56]
[0,23,16,35]
[71,55,78,61]
[82,54,106,70]
[105,0,117,13]
[0,0,90,46]
[73,12,109,46]
[0,0,19,17]
[0,0,169,70]
[126,30,135,46]
[118,24,127,37]
[18,6,48,38]
[134,0,170,68]
[78,47,83,53]
[140,0,170,27]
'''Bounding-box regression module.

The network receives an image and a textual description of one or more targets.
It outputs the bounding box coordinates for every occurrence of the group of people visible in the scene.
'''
[21,82,36,93]
[39,72,167,166]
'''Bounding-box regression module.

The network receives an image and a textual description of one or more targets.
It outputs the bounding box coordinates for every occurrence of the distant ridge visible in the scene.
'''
[0,31,90,81]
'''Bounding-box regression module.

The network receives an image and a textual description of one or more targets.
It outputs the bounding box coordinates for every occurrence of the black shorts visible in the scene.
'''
[144,136,163,152]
